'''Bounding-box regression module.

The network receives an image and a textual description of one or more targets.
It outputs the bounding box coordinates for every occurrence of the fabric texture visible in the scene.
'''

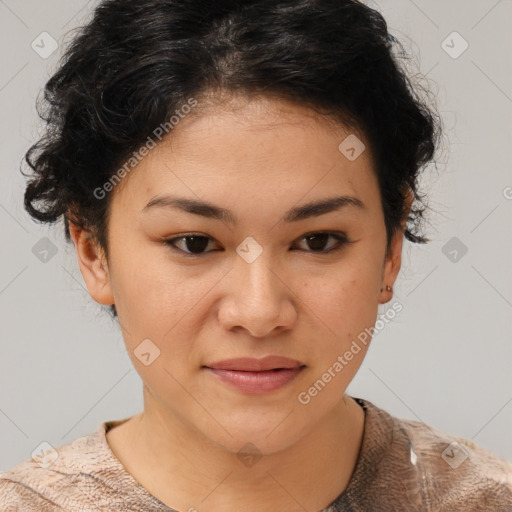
[1,396,511,511]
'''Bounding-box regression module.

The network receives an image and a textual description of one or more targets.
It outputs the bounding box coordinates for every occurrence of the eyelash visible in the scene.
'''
[161,232,352,258]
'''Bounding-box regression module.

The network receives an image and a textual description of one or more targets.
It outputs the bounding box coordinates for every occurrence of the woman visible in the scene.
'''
[1,0,510,510]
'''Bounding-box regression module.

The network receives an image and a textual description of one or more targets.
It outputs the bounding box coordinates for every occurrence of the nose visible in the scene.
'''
[217,252,297,338]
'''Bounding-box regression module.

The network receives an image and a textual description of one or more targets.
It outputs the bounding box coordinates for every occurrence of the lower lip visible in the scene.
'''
[205,367,304,394]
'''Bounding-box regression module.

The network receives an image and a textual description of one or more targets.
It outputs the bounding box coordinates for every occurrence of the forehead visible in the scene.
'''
[110,95,379,214]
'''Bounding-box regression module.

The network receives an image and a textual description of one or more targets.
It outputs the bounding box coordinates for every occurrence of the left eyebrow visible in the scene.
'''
[142,194,366,224]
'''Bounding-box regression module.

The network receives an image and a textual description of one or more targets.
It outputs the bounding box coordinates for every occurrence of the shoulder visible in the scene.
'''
[0,422,120,511]
[388,406,512,510]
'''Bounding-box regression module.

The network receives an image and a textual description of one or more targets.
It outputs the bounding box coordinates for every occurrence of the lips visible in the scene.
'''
[204,355,305,372]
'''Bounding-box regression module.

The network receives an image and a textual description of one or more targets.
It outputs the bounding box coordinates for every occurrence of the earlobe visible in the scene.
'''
[378,232,404,304]
[68,220,115,306]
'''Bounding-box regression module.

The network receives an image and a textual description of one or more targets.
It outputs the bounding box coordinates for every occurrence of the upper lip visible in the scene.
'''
[204,356,305,372]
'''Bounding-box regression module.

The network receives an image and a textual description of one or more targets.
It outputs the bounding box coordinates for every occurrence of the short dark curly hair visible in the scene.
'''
[22,0,442,319]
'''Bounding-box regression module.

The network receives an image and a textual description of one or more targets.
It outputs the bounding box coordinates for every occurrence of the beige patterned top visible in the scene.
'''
[1,397,511,511]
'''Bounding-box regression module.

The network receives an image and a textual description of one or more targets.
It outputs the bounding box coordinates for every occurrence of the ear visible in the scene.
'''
[378,189,413,304]
[68,220,115,306]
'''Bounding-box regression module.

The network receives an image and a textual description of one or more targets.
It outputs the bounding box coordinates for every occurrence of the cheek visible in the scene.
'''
[109,249,223,358]
[300,262,380,333]
[297,273,378,401]
[107,246,182,336]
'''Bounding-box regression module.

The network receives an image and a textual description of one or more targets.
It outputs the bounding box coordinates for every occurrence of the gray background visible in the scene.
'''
[1,0,511,471]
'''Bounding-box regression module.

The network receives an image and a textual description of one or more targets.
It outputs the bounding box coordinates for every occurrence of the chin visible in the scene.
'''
[200,413,313,457]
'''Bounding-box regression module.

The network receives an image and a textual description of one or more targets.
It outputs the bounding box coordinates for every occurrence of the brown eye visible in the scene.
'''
[163,235,218,255]
[294,232,350,253]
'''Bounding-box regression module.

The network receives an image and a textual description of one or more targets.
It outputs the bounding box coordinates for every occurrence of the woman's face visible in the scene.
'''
[76,94,405,454]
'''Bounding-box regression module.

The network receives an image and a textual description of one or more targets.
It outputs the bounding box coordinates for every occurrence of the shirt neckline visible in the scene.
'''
[323,396,395,510]
[91,396,394,511]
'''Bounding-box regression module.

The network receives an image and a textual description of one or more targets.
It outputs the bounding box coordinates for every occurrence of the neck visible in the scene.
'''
[106,392,365,512]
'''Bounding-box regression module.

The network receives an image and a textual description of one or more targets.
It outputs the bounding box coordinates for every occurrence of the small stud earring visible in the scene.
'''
[380,285,393,292]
